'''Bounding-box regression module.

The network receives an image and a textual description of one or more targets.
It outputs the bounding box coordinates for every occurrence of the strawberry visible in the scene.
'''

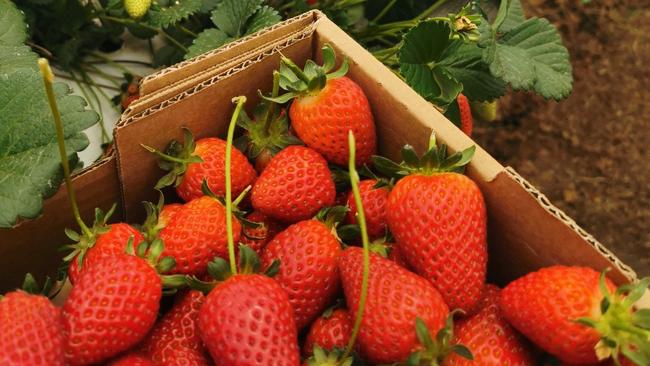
[63,253,162,365]
[144,128,256,202]
[68,222,144,284]
[108,353,154,366]
[338,247,449,364]
[198,273,300,365]
[442,284,536,366]
[261,210,343,329]
[124,0,151,19]
[457,93,473,137]
[140,290,210,366]
[238,71,303,174]
[303,308,353,356]
[268,44,376,166]
[0,290,65,366]
[240,210,284,255]
[157,195,242,275]
[500,266,650,365]
[251,145,336,223]
[345,179,389,239]
[375,137,487,314]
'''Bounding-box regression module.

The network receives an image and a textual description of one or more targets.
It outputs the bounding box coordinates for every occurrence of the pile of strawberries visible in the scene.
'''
[1,45,648,366]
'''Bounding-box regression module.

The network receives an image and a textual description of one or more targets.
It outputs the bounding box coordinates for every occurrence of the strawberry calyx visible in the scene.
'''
[200,179,260,229]
[304,346,354,366]
[238,71,303,172]
[141,127,204,191]
[123,235,186,293]
[264,44,349,103]
[406,313,473,366]
[186,245,280,294]
[576,272,650,366]
[315,206,349,230]
[60,204,116,272]
[372,133,476,178]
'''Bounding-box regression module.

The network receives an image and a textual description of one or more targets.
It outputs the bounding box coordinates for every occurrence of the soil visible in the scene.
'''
[472,0,650,276]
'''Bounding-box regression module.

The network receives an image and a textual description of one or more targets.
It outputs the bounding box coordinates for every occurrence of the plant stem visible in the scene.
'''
[87,59,153,67]
[82,64,122,87]
[414,0,448,21]
[177,24,198,38]
[343,131,370,359]
[54,72,120,91]
[79,69,111,145]
[89,52,138,75]
[38,59,92,238]
[263,71,281,135]
[225,96,248,275]
[371,0,398,23]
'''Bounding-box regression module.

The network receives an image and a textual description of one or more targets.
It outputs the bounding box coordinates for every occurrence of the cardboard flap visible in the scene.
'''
[138,11,321,97]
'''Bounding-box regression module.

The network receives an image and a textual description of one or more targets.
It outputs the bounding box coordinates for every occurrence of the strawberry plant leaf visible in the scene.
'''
[186,0,279,59]
[437,42,507,102]
[400,20,496,107]
[246,5,282,35]
[495,0,525,33]
[210,0,263,37]
[0,1,38,73]
[0,70,98,228]
[148,0,203,28]
[0,0,28,45]
[483,17,572,100]
[185,28,232,59]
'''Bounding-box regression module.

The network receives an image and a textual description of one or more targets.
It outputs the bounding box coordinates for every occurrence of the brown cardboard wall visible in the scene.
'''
[0,156,122,292]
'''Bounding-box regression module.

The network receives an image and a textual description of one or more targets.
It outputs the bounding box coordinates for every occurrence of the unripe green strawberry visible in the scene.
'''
[124,0,151,19]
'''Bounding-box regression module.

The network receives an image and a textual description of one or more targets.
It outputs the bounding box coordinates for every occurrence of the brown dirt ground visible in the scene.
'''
[473,0,650,277]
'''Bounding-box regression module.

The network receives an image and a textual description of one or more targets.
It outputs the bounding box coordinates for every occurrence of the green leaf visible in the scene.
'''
[210,0,262,37]
[245,5,281,35]
[200,0,221,13]
[148,0,202,28]
[484,17,572,100]
[0,45,38,74]
[437,42,506,102]
[185,28,232,59]
[0,70,98,227]
[633,309,650,329]
[496,0,525,33]
[399,20,464,107]
[0,0,28,46]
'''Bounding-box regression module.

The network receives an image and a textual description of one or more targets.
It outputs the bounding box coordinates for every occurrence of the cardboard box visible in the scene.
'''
[0,11,641,302]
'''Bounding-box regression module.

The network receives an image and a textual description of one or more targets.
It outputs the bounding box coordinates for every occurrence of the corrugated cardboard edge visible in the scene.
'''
[138,11,319,97]
[505,167,636,280]
[122,27,312,120]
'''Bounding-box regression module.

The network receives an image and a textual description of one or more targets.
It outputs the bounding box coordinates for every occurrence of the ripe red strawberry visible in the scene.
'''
[442,284,536,366]
[251,146,336,223]
[0,290,65,366]
[457,93,473,137]
[140,290,210,366]
[159,195,241,275]
[338,247,449,364]
[376,139,487,314]
[345,179,389,239]
[68,222,144,284]
[198,273,300,365]
[63,253,162,365]
[500,266,649,365]
[145,129,256,202]
[108,353,154,366]
[303,309,353,356]
[261,216,342,329]
[240,210,284,255]
[269,44,376,166]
